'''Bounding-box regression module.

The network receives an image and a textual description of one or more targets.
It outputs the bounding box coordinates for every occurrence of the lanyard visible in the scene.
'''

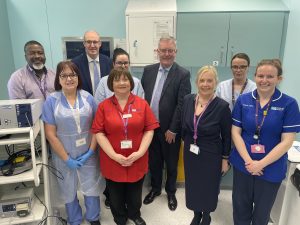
[64,91,81,134]
[30,66,47,100]
[232,79,248,106]
[193,94,213,144]
[254,94,272,140]
[118,104,132,140]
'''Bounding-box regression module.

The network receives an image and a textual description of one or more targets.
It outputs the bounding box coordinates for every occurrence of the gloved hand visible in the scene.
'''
[77,149,94,165]
[65,157,83,169]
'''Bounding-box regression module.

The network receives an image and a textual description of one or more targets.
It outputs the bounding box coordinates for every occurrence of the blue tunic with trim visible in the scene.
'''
[230,88,300,183]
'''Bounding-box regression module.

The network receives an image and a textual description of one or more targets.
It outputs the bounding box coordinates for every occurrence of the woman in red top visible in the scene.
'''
[91,68,159,225]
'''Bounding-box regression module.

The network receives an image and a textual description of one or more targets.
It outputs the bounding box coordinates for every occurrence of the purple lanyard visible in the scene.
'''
[254,94,272,140]
[32,72,47,100]
[118,104,132,140]
[193,95,213,144]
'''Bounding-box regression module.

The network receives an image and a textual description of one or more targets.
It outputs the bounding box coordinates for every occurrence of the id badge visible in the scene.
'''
[190,144,200,155]
[251,144,265,154]
[122,114,132,119]
[76,138,86,147]
[121,140,132,149]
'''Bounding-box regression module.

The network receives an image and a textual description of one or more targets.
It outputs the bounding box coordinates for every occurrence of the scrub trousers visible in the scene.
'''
[65,194,100,225]
[232,168,281,225]
[106,177,144,225]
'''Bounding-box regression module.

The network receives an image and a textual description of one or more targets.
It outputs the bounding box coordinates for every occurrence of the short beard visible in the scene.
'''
[32,63,45,70]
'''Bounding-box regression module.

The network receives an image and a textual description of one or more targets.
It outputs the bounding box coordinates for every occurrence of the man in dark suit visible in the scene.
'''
[72,30,112,95]
[142,36,191,211]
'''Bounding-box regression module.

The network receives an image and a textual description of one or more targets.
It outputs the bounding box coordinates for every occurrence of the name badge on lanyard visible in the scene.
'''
[119,104,133,149]
[251,144,265,154]
[121,140,133,149]
[190,144,199,155]
[191,94,214,155]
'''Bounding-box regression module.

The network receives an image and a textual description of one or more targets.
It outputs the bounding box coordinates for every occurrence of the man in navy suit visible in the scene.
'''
[142,36,191,211]
[72,30,112,95]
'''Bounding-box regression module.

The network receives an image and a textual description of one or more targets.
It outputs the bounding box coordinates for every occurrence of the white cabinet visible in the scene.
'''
[0,120,51,225]
[125,0,177,67]
[176,12,286,67]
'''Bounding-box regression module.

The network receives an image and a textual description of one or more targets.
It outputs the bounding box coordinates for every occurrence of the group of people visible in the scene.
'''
[6,29,300,225]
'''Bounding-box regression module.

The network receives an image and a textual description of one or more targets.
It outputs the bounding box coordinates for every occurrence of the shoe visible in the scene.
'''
[90,220,101,225]
[143,190,161,205]
[167,194,177,211]
[104,198,110,209]
[131,217,146,225]
[190,212,202,225]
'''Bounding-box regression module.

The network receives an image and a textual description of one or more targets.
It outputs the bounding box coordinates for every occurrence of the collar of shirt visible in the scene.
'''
[111,93,135,110]
[251,88,282,102]
[159,64,172,72]
[27,64,47,77]
[87,54,100,63]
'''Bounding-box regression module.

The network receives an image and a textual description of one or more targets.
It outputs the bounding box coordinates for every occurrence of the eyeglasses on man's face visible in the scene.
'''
[59,73,78,80]
[231,65,248,70]
[158,48,176,54]
[115,61,130,66]
[84,40,101,46]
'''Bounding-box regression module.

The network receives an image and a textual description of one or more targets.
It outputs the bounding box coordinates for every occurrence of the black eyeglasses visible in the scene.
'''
[59,74,78,80]
[115,61,129,66]
[231,65,248,70]
[158,49,176,54]
[84,40,101,46]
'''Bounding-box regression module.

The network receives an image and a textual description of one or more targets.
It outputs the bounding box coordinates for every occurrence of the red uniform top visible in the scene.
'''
[91,94,159,182]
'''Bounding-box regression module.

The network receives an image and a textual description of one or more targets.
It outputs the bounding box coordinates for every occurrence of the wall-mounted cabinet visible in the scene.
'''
[127,15,176,66]
[176,12,287,67]
[126,0,177,67]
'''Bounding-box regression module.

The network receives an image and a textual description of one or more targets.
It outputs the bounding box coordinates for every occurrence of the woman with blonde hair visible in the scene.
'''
[182,65,231,225]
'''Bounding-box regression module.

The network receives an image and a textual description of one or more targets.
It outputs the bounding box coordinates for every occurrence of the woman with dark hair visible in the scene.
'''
[42,61,101,225]
[230,59,300,225]
[94,48,144,105]
[94,48,144,208]
[92,68,159,225]
[216,53,256,111]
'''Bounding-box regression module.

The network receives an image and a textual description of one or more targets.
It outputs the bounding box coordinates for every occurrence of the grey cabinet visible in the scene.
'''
[176,12,286,67]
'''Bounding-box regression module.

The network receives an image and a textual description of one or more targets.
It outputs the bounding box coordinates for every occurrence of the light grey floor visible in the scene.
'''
[72,187,234,225]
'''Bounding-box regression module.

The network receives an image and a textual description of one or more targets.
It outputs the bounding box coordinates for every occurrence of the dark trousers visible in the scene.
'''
[149,128,181,195]
[232,168,281,225]
[106,177,144,225]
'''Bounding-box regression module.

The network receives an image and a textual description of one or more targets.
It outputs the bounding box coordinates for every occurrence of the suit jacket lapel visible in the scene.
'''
[82,54,93,92]
[147,64,160,103]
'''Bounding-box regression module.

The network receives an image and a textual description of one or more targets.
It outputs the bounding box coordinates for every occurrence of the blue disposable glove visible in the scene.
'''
[77,149,94,165]
[65,157,83,169]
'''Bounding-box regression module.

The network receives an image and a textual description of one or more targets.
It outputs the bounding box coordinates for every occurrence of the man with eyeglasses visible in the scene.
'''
[72,30,112,96]
[7,40,55,100]
[216,53,256,111]
[142,36,191,211]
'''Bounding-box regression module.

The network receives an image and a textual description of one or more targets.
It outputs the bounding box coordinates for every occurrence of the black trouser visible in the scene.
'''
[232,168,281,225]
[106,177,144,225]
[149,128,181,195]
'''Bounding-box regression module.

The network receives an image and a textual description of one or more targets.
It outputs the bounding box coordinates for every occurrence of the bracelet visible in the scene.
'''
[222,155,229,160]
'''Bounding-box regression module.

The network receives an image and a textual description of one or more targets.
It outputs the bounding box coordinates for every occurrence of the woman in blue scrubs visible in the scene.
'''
[43,61,101,225]
[230,59,300,225]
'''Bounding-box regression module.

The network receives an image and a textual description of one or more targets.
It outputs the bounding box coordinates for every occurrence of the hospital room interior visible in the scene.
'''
[1,0,300,225]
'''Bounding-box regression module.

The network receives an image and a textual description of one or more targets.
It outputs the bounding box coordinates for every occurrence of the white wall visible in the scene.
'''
[282,0,300,103]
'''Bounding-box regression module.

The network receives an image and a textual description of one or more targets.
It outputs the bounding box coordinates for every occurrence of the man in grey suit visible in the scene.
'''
[142,36,191,211]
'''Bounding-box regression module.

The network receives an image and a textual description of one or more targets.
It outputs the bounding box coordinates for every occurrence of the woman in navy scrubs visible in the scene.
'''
[230,59,300,225]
